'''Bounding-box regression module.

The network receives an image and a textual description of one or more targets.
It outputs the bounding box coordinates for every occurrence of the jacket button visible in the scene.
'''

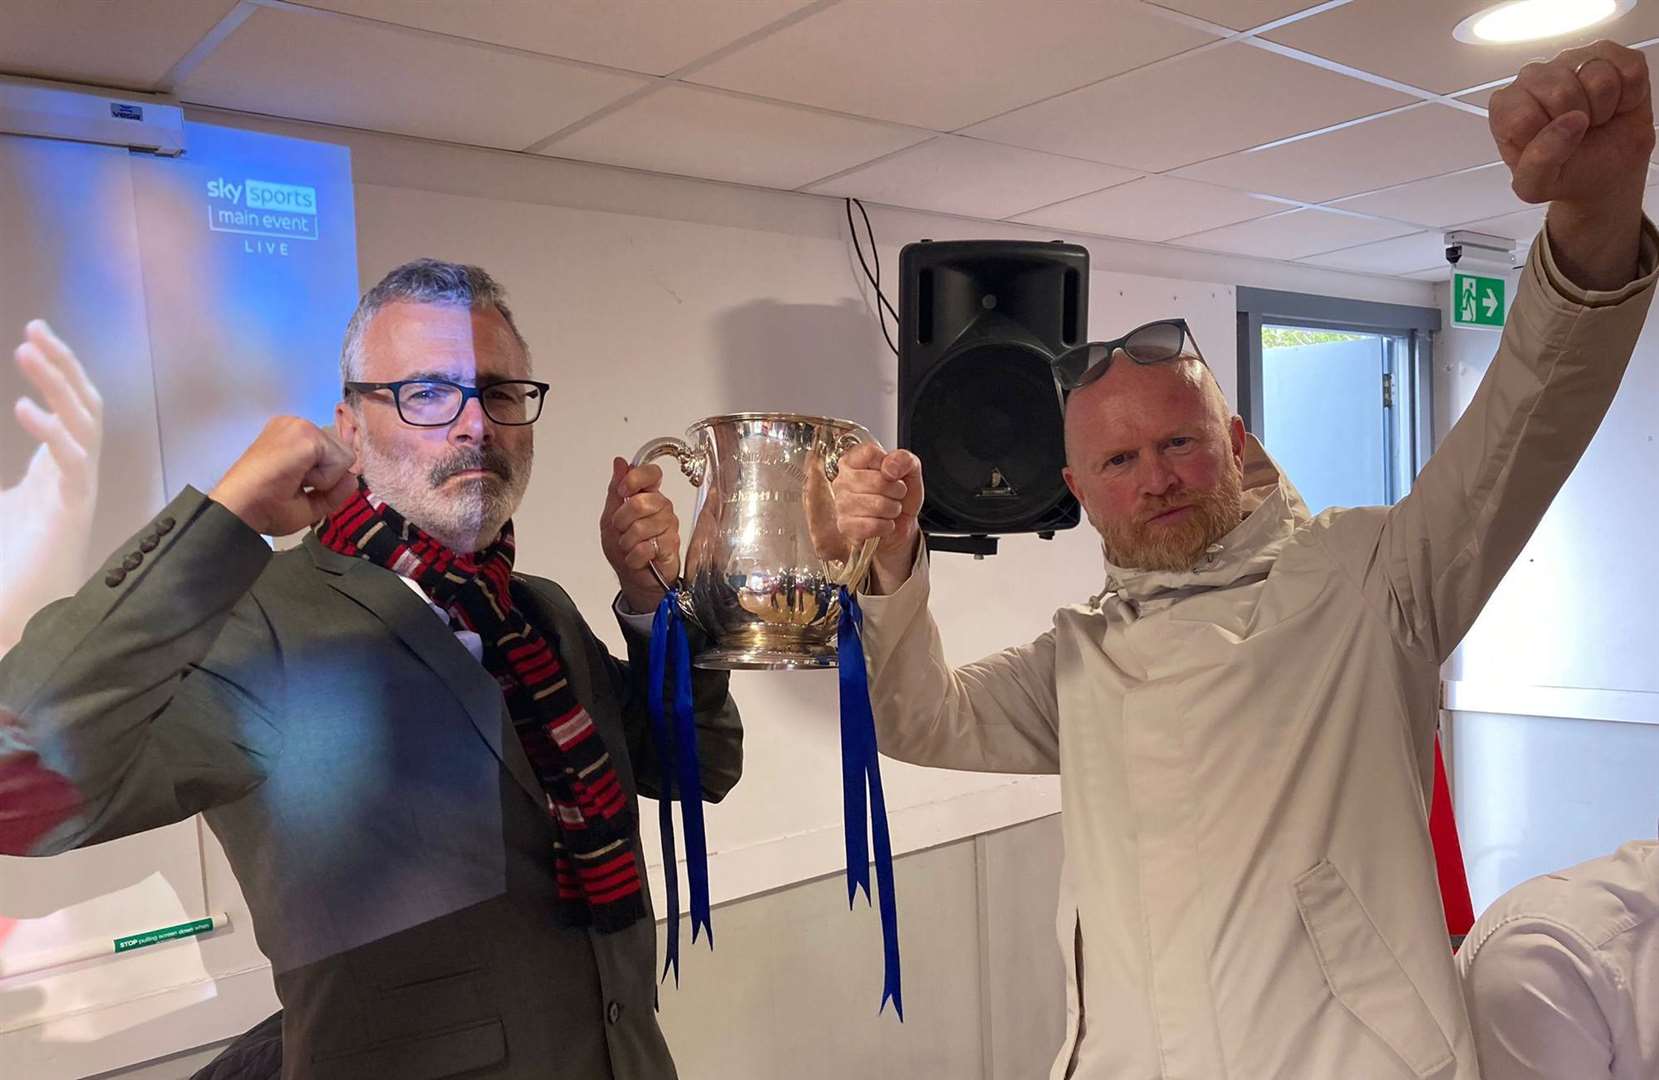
[121,553,143,571]
[105,569,126,587]
[606,1001,623,1025]
[156,516,176,534]
[139,535,159,552]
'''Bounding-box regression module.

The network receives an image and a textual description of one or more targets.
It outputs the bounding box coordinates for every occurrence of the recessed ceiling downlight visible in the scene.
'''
[1453,0,1635,45]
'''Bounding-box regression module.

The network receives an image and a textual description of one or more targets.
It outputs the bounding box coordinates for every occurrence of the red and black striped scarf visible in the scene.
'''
[317,484,645,933]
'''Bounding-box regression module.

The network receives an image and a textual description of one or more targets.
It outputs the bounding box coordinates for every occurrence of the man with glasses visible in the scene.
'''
[834,42,1656,1079]
[0,259,742,1079]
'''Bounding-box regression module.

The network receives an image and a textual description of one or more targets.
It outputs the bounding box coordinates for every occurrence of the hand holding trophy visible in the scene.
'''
[630,410,902,1017]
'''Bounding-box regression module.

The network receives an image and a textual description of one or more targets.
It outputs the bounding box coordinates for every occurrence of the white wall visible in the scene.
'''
[1435,244,1659,915]
[89,818,1067,1080]
[54,106,1436,1079]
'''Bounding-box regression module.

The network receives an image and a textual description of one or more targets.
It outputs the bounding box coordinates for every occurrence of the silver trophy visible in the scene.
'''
[633,413,879,670]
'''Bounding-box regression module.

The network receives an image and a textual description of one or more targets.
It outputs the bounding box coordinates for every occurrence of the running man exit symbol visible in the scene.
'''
[1453,272,1505,329]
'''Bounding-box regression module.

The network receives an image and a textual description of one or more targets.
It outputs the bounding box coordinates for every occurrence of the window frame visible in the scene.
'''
[1237,288,1441,496]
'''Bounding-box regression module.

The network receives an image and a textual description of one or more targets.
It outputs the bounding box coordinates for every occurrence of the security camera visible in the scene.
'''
[1443,229,1517,271]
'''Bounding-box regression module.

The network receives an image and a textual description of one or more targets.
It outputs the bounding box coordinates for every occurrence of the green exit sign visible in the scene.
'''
[1453,272,1506,328]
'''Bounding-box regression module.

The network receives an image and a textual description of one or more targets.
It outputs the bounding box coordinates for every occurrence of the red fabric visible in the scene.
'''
[0,710,82,856]
[1429,735,1474,937]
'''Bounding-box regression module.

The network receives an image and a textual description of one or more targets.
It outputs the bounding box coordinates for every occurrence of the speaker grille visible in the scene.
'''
[910,342,1070,531]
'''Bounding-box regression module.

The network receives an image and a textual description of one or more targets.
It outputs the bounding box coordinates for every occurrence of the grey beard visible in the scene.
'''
[358,439,532,553]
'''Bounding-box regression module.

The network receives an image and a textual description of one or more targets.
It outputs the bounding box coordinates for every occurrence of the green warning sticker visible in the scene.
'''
[114,917,215,953]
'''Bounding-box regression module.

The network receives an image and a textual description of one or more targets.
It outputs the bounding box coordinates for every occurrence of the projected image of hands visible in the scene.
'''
[0,321,103,654]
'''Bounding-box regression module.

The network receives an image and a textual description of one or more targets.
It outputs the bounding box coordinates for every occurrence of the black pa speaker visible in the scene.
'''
[898,239,1087,551]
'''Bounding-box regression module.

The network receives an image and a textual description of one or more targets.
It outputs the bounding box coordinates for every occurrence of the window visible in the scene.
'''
[1237,289,1440,515]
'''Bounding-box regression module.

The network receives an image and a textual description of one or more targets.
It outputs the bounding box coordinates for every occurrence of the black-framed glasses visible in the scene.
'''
[344,378,550,427]
[1051,318,1207,392]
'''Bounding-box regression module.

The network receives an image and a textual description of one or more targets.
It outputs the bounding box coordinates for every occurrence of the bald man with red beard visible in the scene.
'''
[833,41,1658,1080]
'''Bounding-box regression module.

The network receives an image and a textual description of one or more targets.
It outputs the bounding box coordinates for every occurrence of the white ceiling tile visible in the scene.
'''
[1458,79,1659,120]
[1454,204,1548,239]
[539,84,931,190]
[1302,231,1451,275]
[1012,175,1286,241]
[962,41,1413,172]
[806,136,1139,219]
[687,0,1215,130]
[0,0,238,91]
[1141,0,1324,31]
[1452,86,1496,109]
[1173,104,1498,202]
[1267,0,1659,95]
[1459,41,1659,120]
[291,0,810,76]
[1329,162,1530,228]
[177,7,649,150]
[1173,207,1420,260]
[1406,265,1452,282]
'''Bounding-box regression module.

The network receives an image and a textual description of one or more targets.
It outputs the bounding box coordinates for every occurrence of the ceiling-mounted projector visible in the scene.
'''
[0,75,185,156]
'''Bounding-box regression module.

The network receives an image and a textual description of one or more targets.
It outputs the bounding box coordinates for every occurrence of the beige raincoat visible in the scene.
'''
[859,222,1659,1079]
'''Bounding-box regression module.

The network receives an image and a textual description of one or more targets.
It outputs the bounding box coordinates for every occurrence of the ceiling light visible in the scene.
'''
[1453,0,1636,45]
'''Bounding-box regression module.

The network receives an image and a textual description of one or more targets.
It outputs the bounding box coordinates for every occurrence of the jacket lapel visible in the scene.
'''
[303,534,547,810]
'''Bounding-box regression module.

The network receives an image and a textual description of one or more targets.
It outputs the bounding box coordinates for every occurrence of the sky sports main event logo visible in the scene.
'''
[206,176,319,255]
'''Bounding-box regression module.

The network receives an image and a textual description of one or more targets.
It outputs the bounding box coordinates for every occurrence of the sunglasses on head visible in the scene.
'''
[1050,318,1207,392]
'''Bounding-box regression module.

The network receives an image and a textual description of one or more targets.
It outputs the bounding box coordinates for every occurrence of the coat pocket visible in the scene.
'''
[1293,859,1455,1080]
[310,1017,505,1080]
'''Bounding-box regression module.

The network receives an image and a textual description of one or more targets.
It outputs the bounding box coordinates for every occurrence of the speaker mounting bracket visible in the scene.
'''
[926,533,1000,558]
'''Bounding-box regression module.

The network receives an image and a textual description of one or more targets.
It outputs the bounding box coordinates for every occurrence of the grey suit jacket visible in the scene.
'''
[0,487,743,1080]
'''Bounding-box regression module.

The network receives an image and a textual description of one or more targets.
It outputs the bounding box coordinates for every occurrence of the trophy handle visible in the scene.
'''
[630,435,704,594]
[632,436,706,486]
[823,431,863,482]
[823,427,882,590]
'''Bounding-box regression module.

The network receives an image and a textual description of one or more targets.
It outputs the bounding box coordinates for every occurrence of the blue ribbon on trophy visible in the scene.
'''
[648,590,711,986]
[634,417,903,1017]
[837,586,903,1019]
